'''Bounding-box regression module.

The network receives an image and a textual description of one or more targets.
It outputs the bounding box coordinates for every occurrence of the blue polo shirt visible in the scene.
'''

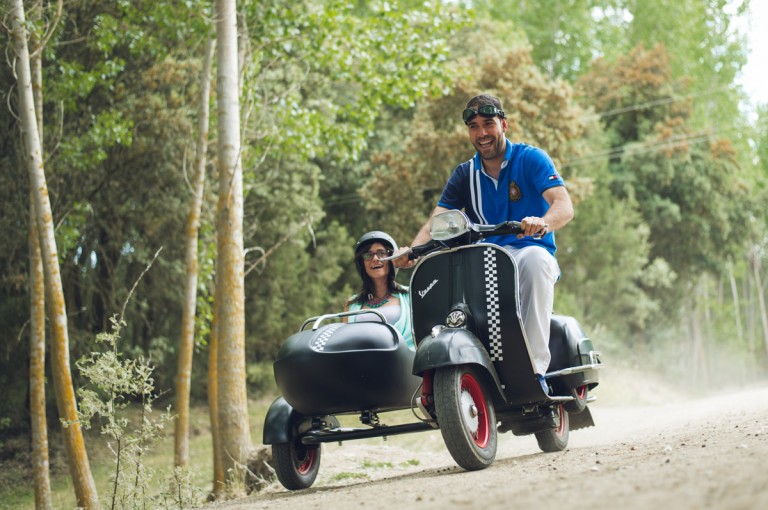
[437,140,564,255]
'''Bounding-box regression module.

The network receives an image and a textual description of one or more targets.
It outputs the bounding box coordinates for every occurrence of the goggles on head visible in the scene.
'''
[462,104,506,124]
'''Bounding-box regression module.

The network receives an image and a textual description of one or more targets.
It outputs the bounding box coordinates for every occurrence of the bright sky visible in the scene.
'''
[737,1,768,108]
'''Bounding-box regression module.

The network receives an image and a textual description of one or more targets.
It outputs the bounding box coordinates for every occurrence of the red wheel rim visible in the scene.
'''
[296,448,316,475]
[460,373,490,448]
[554,404,566,436]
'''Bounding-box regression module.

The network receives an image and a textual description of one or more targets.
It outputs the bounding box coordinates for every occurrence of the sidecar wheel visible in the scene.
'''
[564,385,588,414]
[434,365,497,471]
[272,441,321,490]
[535,404,569,452]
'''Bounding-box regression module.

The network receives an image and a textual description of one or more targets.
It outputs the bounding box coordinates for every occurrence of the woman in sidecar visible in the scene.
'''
[344,231,414,350]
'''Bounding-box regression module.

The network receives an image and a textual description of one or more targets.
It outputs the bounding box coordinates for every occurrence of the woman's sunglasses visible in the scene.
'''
[462,104,506,124]
[360,249,393,261]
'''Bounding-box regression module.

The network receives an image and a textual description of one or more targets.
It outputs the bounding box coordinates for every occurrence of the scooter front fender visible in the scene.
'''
[413,328,505,402]
[262,396,299,445]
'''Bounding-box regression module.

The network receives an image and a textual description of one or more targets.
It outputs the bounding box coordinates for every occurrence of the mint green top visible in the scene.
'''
[347,289,414,350]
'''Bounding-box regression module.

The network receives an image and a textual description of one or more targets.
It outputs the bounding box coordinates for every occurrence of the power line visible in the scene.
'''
[584,85,738,120]
[561,125,742,169]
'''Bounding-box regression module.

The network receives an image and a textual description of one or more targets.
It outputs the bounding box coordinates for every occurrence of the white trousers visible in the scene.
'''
[503,245,560,375]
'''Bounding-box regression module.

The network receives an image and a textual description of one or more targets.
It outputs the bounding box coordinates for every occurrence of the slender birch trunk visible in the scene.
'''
[691,279,707,385]
[750,246,768,357]
[29,17,53,507]
[214,0,253,491]
[175,36,216,469]
[208,289,226,496]
[29,196,53,510]
[29,199,52,510]
[10,1,99,507]
[728,261,744,345]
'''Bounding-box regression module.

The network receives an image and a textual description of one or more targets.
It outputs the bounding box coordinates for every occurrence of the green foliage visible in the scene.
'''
[240,0,467,165]
[579,44,758,280]
[556,186,674,338]
[330,471,369,481]
[472,0,629,81]
[628,0,748,126]
[361,459,394,469]
[75,316,203,509]
[246,361,278,395]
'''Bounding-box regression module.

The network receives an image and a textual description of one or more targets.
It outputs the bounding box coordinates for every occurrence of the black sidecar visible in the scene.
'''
[272,311,421,415]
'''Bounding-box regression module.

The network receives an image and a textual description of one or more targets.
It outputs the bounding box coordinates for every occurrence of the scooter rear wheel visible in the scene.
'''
[564,385,588,414]
[434,365,497,470]
[535,404,569,452]
[272,441,321,490]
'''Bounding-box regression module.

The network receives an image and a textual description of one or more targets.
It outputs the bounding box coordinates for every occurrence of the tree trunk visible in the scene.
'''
[750,246,768,357]
[214,0,253,492]
[691,278,708,385]
[29,199,52,510]
[10,1,99,507]
[175,36,216,469]
[728,261,744,345]
[209,287,226,496]
[29,17,53,507]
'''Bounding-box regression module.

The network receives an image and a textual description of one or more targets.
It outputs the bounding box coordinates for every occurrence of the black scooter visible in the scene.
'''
[263,210,602,490]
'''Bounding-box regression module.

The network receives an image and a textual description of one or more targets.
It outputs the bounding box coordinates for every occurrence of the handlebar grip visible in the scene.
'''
[532,224,549,240]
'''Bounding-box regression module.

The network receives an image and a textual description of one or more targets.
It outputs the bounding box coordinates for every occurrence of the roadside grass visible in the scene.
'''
[2,386,441,508]
[0,395,277,510]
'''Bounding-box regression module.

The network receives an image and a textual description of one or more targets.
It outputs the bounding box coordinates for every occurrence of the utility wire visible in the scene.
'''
[561,125,743,169]
[585,85,738,120]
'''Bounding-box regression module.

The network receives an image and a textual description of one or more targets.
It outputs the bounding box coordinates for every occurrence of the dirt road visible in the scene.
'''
[224,369,768,510]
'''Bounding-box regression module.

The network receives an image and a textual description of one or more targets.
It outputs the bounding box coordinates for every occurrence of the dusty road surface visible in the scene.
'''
[223,369,768,510]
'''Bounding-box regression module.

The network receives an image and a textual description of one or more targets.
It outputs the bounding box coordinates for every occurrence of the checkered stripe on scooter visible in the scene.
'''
[484,248,503,361]
[310,323,343,352]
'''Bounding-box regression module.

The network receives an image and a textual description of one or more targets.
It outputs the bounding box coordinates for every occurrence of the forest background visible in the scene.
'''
[1,0,768,507]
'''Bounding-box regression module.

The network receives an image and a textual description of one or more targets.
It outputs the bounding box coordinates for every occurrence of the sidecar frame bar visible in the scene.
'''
[300,422,434,445]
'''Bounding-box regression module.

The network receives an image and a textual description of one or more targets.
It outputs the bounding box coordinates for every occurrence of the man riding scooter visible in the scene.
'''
[393,93,574,395]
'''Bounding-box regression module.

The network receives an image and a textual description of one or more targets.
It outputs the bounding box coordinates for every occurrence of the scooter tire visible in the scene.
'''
[535,404,569,452]
[434,365,497,471]
[272,441,321,490]
[564,385,588,414]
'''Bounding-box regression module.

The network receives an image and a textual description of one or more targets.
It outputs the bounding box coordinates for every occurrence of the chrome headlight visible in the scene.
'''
[430,210,470,241]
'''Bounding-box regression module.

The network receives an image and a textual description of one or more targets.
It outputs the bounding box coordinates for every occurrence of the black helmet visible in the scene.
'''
[354,231,399,280]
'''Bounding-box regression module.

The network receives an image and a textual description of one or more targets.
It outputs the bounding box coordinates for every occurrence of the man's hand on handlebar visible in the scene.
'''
[519,216,549,239]
[391,247,416,269]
